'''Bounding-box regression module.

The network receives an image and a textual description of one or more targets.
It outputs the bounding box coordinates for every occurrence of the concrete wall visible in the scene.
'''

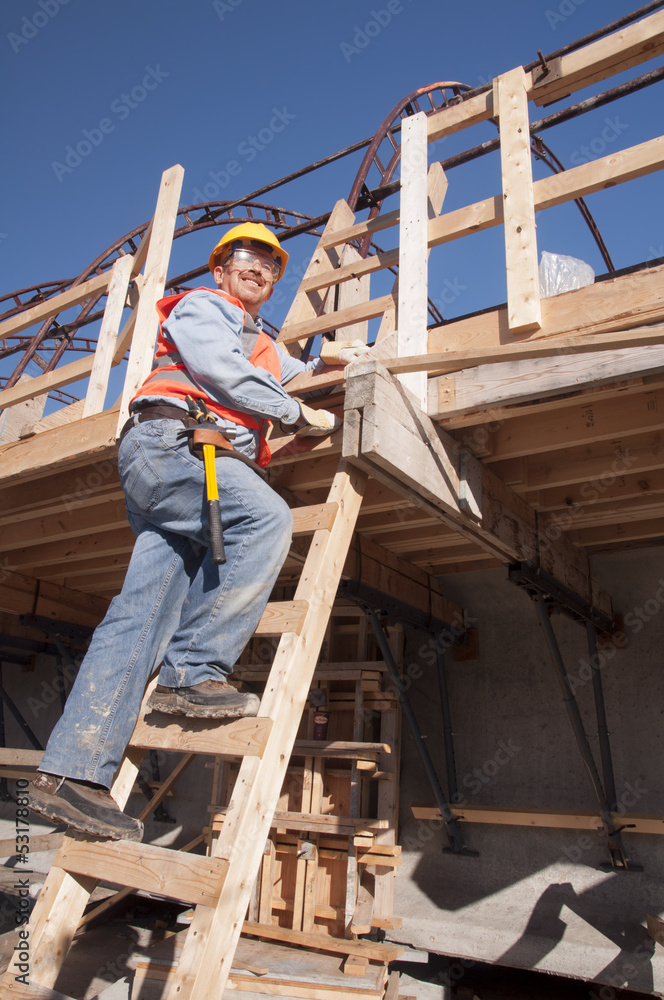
[393,545,664,995]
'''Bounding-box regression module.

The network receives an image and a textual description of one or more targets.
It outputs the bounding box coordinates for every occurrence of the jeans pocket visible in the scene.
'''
[119,439,162,513]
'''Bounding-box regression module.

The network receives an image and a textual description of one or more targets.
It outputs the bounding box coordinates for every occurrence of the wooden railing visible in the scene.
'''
[0,165,184,443]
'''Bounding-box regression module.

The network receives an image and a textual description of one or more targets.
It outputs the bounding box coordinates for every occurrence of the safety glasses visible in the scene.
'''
[222,248,280,280]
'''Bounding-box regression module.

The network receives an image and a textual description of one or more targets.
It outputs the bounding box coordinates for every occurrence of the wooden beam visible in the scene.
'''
[0,271,110,343]
[492,429,663,492]
[429,342,664,419]
[528,9,664,106]
[0,569,108,629]
[459,386,664,462]
[495,67,540,333]
[397,112,429,407]
[116,164,184,432]
[426,262,664,362]
[343,361,611,613]
[0,408,117,489]
[426,89,494,142]
[412,802,664,835]
[82,254,133,417]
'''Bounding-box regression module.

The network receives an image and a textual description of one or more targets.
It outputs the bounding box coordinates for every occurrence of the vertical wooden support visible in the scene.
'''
[82,254,133,417]
[495,67,542,333]
[397,112,429,410]
[376,161,448,343]
[116,164,184,434]
[335,245,370,343]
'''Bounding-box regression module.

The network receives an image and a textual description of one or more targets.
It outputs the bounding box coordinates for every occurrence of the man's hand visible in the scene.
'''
[295,402,342,436]
[319,339,372,365]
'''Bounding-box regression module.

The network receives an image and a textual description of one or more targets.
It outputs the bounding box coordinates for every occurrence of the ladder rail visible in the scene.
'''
[170,461,367,998]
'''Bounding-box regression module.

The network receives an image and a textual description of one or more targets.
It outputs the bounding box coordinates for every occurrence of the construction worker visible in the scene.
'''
[29,223,370,841]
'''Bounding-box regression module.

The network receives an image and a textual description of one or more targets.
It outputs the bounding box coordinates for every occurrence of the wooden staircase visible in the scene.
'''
[1,463,369,998]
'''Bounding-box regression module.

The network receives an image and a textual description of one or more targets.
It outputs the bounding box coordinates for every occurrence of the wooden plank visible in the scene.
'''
[426,89,494,142]
[241,920,403,963]
[528,8,664,106]
[169,463,367,998]
[277,295,394,346]
[424,134,664,266]
[343,362,611,613]
[466,386,664,461]
[0,376,46,439]
[55,836,228,905]
[0,355,96,412]
[24,399,86,437]
[255,600,309,635]
[0,569,108,629]
[258,838,277,925]
[116,164,184,432]
[336,244,371,342]
[412,803,664,835]
[0,271,110,342]
[0,407,118,489]
[495,67,540,333]
[426,262,664,363]
[0,832,64,857]
[397,112,429,408]
[130,714,272,758]
[82,254,133,417]
[429,342,664,419]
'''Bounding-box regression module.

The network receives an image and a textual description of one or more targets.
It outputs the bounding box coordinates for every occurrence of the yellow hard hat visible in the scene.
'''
[208,223,289,282]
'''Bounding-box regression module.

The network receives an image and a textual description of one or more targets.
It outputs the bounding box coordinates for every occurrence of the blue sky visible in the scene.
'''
[1,0,662,382]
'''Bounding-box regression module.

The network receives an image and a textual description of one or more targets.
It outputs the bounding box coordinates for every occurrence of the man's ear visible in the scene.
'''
[213,265,224,285]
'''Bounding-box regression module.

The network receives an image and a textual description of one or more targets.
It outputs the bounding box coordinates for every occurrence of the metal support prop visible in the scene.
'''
[586,621,618,813]
[436,647,460,807]
[363,606,477,856]
[533,598,640,871]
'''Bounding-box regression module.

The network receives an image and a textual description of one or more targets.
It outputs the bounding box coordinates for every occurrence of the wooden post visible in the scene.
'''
[115,164,184,435]
[82,254,133,417]
[397,112,429,410]
[495,67,541,333]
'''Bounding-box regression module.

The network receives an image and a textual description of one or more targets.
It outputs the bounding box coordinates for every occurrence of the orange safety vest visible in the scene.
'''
[130,288,282,467]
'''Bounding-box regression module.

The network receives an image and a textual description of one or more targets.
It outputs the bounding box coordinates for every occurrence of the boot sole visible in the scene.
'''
[147,692,259,720]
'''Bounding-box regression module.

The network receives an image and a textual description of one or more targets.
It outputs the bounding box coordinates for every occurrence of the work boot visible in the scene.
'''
[29,772,143,841]
[147,680,260,719]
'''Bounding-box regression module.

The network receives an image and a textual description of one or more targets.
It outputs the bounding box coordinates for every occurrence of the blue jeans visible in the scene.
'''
[40,419,292,788]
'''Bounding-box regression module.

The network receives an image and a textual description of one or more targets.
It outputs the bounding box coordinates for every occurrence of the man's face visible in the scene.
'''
[213,248,275,319]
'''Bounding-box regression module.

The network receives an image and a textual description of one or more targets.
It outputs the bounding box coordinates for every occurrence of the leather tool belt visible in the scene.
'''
[119,404,266,478]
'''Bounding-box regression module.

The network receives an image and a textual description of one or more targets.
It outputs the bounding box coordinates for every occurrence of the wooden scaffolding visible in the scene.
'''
[0,8,663,998]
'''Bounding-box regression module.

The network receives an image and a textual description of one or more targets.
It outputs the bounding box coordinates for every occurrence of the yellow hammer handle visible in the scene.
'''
[203,443,219,501]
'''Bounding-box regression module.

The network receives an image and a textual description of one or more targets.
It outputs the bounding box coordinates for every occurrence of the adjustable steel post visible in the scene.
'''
[586,621,618,812]
[363,606,477,856]
[533,597,641,871]
[437,646,460,808]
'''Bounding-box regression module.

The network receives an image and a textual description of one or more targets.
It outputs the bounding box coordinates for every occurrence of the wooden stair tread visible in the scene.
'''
[56,835,228,907]
[256,599,309,635]
[291,502,338,534]
[130,714,272,757]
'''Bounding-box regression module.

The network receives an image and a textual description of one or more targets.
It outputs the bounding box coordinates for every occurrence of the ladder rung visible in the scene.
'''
[291,501,338,535]
[131,715,272,757]
[292,739,391,759]
[255,599,308,635]
[55,836,228,907]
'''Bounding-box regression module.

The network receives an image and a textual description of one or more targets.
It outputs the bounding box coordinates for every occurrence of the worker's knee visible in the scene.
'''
[263,490,293,544]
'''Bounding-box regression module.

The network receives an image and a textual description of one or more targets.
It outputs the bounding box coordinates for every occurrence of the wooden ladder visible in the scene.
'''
[3,461,367,999]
